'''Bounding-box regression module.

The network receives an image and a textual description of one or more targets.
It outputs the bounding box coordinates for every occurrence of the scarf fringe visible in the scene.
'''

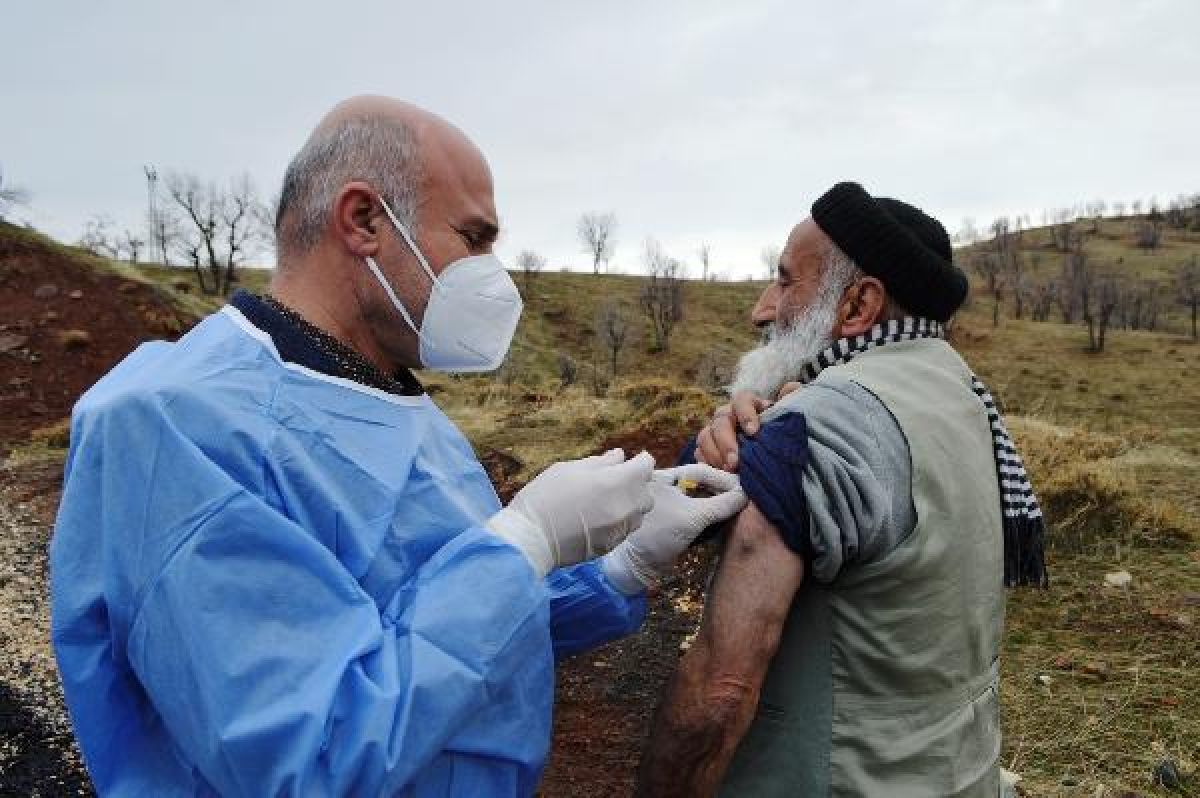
[1003,516,1049,588]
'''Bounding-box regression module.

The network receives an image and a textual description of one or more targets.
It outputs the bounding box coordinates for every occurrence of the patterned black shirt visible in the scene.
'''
[230,290,423,396]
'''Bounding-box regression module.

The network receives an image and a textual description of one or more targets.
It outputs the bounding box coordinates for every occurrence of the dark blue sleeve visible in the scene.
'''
[675,417,811,557]
[735,413,812,560]
[676,436,699,466]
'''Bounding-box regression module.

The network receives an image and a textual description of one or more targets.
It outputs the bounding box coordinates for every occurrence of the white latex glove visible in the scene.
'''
[486,449,656,579]
[601,463,747,594]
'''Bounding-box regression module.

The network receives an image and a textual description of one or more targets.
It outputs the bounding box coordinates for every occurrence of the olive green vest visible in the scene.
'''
[721,339,1005,797]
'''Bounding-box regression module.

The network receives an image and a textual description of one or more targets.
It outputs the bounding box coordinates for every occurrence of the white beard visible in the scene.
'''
[728,298,840,399]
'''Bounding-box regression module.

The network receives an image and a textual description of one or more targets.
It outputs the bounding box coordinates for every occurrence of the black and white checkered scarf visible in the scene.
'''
[795,317,1049,588]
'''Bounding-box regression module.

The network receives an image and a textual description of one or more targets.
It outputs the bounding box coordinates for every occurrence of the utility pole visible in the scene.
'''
[144,165,164,265]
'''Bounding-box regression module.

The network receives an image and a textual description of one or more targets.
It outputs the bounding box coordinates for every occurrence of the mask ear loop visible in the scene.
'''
[378,197,442,290]
[365,255,428,344]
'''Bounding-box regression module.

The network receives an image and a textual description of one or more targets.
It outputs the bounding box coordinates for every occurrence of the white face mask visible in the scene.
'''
[365,198,523,373]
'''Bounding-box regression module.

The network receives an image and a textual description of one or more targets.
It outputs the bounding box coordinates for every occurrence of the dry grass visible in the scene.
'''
[956,298,1200,795]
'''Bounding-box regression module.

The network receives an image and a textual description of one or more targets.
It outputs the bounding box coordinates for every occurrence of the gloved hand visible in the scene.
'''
[487,449,656,579]
[601,463,747,594]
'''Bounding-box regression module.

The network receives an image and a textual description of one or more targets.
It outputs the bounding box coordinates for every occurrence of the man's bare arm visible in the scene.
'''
[636,502,805,798]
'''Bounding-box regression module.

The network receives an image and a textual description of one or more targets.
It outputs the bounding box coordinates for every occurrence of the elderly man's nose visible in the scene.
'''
[751,285,779,326]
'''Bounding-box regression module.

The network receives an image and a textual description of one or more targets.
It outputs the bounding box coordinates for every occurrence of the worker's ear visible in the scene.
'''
[835,276,887,338]
[332,182,383,257]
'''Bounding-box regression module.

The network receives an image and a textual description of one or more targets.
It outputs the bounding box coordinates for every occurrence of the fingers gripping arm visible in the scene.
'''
[636,502,804,798]
[696,392,772,471]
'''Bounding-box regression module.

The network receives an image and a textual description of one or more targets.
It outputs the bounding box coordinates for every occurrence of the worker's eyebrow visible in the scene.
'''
[459,215,500,245]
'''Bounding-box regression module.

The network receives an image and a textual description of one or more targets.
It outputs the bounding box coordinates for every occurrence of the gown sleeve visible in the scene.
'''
[96,395,552,797]
[545,560,647,660]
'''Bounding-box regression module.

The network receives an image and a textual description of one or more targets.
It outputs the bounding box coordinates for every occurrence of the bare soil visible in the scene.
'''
[0,228,187,455]
[537,428,707,797]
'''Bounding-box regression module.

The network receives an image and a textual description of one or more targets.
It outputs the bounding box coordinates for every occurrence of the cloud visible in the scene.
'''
[2,0,1197,275]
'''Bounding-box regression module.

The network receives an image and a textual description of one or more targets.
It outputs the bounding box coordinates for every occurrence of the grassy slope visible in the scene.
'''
[953,307,1199,796]
[957,216,1200,332]
[953,222,1197,798]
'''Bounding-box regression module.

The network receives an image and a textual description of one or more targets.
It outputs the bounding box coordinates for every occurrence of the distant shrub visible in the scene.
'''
[556,352,578,393]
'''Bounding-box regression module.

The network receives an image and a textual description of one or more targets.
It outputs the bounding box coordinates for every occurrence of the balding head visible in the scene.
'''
[268,96,500,374]
[274,95,490,260]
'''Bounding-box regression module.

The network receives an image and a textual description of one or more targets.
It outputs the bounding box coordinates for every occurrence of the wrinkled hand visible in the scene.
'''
[695,391,773,472]
[601,464,747,594]
[487,449,656,578]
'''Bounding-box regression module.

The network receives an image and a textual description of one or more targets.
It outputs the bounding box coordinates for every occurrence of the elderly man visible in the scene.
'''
[50,96,745,796]
[638,183,1045,797]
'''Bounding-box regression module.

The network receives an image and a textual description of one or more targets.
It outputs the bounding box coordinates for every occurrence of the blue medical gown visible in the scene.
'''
[50,306,646,797]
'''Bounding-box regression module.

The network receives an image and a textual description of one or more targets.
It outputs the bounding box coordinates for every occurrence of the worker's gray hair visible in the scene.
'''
[275,116,421,257]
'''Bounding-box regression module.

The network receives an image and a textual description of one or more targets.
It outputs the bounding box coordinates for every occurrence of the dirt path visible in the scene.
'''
[0,464,92,796]
[538,547,713,797]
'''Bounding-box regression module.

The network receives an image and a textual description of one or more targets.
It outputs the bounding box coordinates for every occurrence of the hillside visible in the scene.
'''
[0,221,1197,796]
[956,214,1200,335]
[0,223,202,454]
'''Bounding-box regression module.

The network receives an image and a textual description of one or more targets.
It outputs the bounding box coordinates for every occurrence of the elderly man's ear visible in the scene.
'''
[836,277,887,338]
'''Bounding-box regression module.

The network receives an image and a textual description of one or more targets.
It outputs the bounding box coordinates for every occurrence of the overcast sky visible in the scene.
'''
[3,0,1197,277]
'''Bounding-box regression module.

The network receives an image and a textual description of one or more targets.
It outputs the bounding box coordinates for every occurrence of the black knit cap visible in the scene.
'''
[811,182,967,322]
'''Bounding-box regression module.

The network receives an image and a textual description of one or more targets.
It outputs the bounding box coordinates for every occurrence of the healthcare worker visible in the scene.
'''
[50,96,746,797]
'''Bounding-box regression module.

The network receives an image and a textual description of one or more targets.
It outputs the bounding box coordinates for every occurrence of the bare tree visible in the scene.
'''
[639,238,685,352]
[595,299,636,377]
[1083,274,1121,352]
[1056,244,1088,324]
[1069,246,1121,352]
[1134,219,1162,251]
[989,216,1010,242]
[78,214,121,259]
[166,171,268,295]
[695,348,734,394]
[515,249,545,291]
[494,346,525,395]
[971,253,1004,326]
[1030,278,1057,322]
[1165,196,1190,230]
[1142,282,1162,331]
[556,352,578,393]
[992,223,1030,320]
[1051,219,1080,253]
[956,217,979,245]
[578,212,617,275]
[152,208,182,267]
[0,165,31,221]
[1009,268,1031,320]
[760,245,781,281]
[121,230,145,263]
[1178,255,1200,341]
[697,243,712,281]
